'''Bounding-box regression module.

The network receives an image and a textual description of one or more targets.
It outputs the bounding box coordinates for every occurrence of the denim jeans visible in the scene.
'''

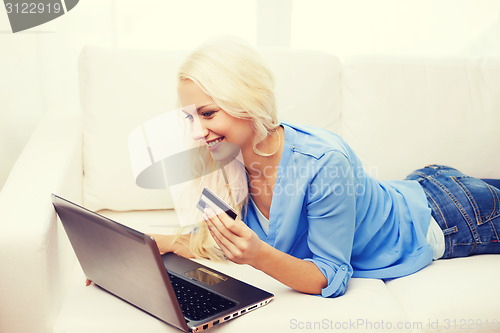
[405,165,500,259]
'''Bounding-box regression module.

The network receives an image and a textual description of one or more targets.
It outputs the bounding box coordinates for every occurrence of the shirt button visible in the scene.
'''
[341,267,345,271]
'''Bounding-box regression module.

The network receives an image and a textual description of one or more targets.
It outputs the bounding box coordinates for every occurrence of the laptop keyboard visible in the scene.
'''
[168,273,236,321]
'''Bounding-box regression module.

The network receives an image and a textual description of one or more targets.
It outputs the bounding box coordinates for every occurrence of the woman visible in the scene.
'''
[153,37,500,298]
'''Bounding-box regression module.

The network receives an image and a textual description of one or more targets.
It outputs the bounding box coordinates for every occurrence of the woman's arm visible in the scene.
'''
[203,208,327,295]
[253,242,327,295]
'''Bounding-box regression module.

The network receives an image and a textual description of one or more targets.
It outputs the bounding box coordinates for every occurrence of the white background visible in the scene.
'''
[1,0,499,191]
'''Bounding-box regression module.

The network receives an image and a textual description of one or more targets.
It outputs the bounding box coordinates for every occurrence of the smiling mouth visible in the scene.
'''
[206,136,225,148]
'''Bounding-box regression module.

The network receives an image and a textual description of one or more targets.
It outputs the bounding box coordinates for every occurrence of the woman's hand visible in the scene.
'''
[204,208,327,295]
[150,233,194,258]
[203,208,264,266]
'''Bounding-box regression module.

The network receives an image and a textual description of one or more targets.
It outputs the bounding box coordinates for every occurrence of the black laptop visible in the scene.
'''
[52,194,274,332]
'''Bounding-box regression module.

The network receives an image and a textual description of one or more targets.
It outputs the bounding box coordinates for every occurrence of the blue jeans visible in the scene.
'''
[405,165,500,259]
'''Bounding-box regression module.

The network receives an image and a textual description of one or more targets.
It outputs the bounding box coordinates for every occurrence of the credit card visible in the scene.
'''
[196,187,238,220]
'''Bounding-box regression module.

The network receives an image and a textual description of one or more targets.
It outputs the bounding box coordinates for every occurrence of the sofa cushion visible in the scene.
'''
[385,255,500,331]
[80,47,341,212]
[341,56,500,180]
[261,48,342,133]
[80,47,185,211]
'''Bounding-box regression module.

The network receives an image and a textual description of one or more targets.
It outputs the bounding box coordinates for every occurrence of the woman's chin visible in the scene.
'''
[210,141,240,162]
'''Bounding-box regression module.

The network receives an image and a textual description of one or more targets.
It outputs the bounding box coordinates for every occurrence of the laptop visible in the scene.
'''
[52,194,274,332]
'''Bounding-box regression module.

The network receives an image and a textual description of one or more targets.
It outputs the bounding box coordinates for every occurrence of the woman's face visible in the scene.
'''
[178,79,254,160]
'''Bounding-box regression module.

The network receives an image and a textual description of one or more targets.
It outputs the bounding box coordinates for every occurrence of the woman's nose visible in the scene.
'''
[191,121,208,141]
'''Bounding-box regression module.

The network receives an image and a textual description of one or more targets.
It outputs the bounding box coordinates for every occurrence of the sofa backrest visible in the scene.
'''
[79,47,341,211]
[341,56,500,180]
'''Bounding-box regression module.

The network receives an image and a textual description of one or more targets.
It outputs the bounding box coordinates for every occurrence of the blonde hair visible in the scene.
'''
[175,36,280,260]
[178,36,280,156]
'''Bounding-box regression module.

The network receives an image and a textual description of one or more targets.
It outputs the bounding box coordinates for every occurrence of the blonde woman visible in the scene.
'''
[153,37,500,298]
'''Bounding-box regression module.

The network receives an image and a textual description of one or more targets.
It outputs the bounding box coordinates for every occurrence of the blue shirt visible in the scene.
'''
[243,122,434,298]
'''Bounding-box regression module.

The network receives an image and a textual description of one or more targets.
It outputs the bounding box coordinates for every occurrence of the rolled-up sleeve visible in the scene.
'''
[304,151,356,298]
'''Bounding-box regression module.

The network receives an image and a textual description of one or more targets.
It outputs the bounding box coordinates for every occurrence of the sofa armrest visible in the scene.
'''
[0,115,83,333]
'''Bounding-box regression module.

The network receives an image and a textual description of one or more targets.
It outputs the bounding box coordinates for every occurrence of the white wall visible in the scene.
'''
[291,0,500,59]
[1,0,499,191]
[0,0,116,191]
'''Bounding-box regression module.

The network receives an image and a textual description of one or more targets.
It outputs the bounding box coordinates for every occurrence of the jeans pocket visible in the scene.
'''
[453,176,500,226]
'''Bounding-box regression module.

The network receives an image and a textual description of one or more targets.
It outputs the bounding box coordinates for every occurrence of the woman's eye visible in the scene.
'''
[184,114,194,121]
[201,110,217,118]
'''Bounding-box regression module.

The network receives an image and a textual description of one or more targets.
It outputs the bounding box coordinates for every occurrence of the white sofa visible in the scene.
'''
[1,47,500,333]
